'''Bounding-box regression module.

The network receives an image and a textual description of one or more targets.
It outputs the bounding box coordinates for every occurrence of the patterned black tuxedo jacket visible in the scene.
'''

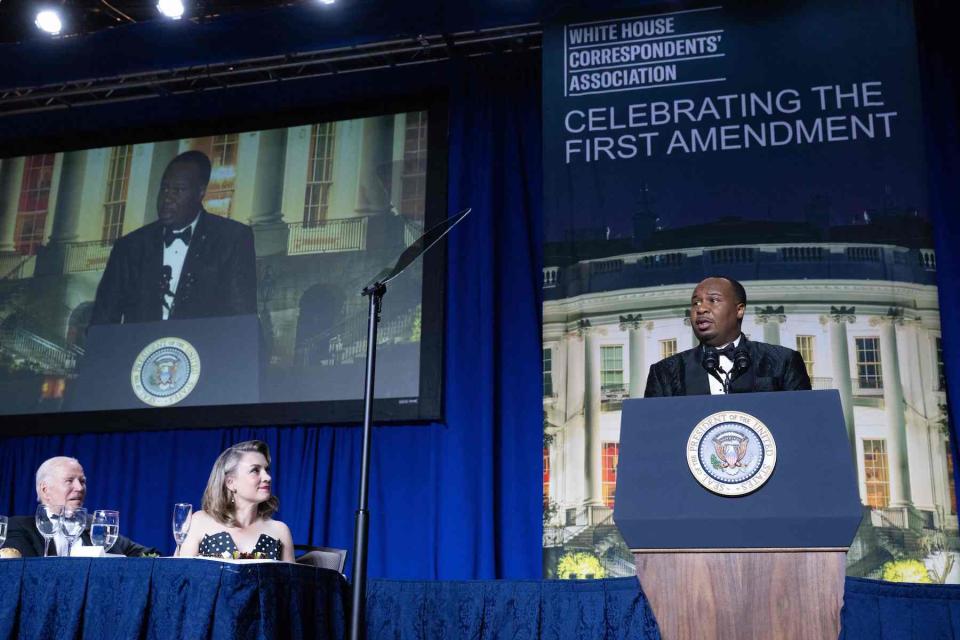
[643,336,812,398]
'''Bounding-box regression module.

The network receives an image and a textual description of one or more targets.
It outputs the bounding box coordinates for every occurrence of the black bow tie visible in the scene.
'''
[164,225,192,248]
[716,344,737,360]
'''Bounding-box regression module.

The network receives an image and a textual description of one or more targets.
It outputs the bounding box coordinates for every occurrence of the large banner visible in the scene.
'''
[542,0,958,583]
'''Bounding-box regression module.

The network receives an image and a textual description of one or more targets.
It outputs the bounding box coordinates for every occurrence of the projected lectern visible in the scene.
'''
[66,314,260,411]
[615,390,862,640]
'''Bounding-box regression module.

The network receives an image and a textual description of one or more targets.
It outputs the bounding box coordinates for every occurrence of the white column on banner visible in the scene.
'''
[621,314,646,399]
[755,305,786,346]
[876,310,912,507]
[582,320,603,507]
[825,307,858,476]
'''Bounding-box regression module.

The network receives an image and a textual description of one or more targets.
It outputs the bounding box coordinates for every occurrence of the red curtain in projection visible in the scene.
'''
[14,154,55,256]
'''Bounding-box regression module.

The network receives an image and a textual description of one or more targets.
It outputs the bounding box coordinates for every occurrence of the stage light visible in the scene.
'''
[34,9,63,35]
[318,0,336,5]
[157,0,185,19]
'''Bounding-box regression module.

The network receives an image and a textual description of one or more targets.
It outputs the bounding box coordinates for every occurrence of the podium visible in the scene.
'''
[66,314,261,411]
[615,390,862,640]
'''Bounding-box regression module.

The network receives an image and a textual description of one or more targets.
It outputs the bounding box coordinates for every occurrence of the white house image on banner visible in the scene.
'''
[541,214,956,581]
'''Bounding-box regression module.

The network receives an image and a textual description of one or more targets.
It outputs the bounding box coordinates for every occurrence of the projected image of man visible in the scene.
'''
[644,276,811,397]
[91,151,257,324]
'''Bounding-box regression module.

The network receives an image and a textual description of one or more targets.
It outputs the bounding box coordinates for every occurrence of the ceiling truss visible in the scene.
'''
[0,23,542,117]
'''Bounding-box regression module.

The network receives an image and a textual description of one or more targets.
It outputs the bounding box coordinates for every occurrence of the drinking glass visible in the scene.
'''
[0,515,7,548]
[60,507,87,557]
[92,510,120,552]
[172,503,192,557]
[35,504,63,558]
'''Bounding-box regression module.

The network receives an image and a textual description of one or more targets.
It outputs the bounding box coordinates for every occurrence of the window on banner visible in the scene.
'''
[101,145,133,242]
[947,444,956,515]
[660,338,677,360]
[602,442,619,508]
[543,347,553,397]
[863,439,890,509]
[14,154,56,255]
[601,345,624,411]
[937,337,946,391]
[796,335,815,379]
[190,134,238,218]
[855,337,883,392]
[543,446,550,505]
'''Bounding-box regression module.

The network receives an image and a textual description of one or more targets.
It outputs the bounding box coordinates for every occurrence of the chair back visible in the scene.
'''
[294,544,347,573]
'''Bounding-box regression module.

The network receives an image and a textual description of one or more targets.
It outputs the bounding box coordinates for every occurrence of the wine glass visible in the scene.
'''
[0,515,7,548]
[60,507,87,557]
[35,504,63,557]
[172,503,192,557]
[91,510,120,552]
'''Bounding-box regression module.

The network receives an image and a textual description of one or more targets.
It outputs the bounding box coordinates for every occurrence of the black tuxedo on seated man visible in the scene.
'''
[643,335,812,398]
[4,515,158,558]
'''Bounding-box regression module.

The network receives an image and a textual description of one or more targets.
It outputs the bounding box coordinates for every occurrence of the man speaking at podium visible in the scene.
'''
[644,276,811,397]
[90,151,257,325]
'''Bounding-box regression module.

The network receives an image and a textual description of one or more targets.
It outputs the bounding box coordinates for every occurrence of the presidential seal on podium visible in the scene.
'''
[686,411,777,496]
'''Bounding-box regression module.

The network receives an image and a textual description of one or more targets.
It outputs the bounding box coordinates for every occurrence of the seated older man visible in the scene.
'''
[5,456,158,557]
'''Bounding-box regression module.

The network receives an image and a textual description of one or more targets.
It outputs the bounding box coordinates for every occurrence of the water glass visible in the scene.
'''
[35,504,63,558]
[0,515,7,548]
[60,507,87,557]
[172,503,192,557]
[92,510,120,552]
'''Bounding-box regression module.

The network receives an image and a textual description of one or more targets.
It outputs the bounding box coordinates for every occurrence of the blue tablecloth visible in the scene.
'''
[0,564,658,640]
[9,560,960,640]
[0,558,347,640]
[366,576,661,640]
[841,576,960,639]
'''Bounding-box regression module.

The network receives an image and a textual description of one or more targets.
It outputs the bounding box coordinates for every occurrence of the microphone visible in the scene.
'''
[723,347,752,393]
[700,346,725,387]
[732,348,751,374]
[701,346,720,372]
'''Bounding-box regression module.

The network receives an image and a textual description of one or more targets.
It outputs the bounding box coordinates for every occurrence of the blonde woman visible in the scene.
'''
[180,440,295,562]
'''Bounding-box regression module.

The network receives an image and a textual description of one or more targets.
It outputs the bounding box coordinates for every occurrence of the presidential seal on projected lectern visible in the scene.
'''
[686,411,777,496]
[131,337,201,407]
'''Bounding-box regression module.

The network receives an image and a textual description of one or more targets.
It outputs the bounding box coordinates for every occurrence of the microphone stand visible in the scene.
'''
[720,363,749,394]
[348,208,472,640]
[348,280,384,640]
[707,367,726,392]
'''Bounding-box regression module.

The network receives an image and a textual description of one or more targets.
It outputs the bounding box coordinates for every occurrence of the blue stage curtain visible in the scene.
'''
[0,53,543,580]
[916,0,960,501]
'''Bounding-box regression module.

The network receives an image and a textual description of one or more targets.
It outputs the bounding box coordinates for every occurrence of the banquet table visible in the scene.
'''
[0,560,660,640]
[365,576,661,639]
[0,557,347,640]
[11,558,954,640]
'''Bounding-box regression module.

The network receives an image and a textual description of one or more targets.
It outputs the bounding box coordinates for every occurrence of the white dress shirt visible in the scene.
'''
[53,528,68,556]
[708,335,742,395]
[162,214,200,320]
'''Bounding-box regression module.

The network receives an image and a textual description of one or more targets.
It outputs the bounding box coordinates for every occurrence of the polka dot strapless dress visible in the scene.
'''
[198,532,282,559]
